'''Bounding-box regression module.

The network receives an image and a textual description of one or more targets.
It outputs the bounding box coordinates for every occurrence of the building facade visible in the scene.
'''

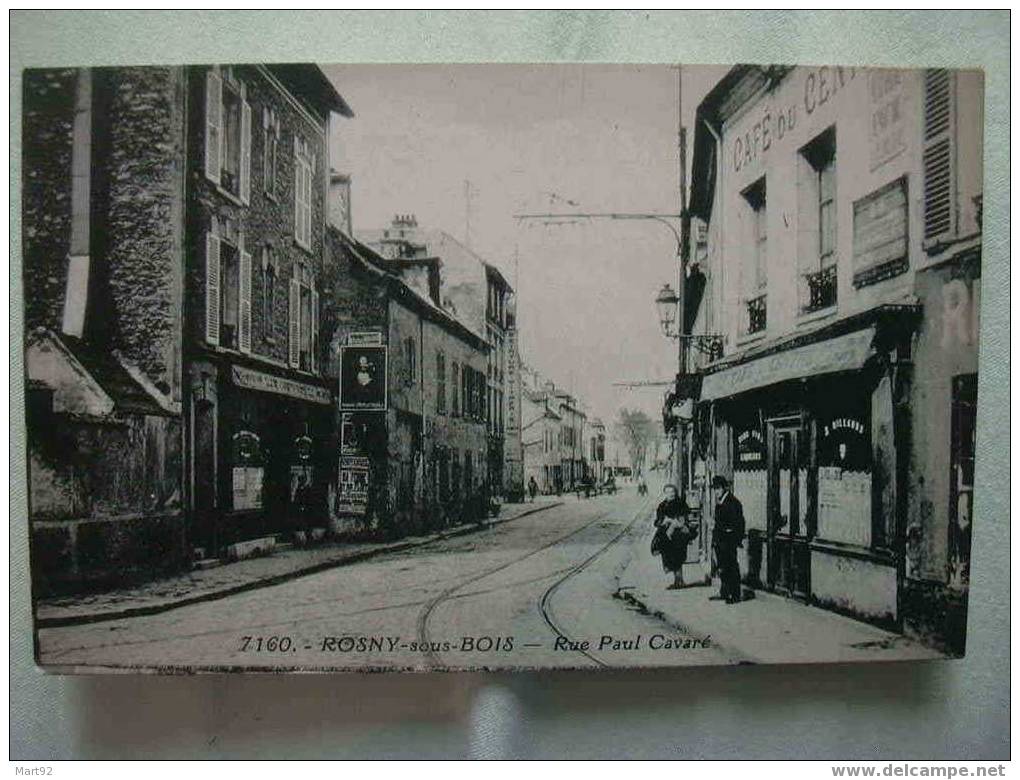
[22,64,355,591]
[183,65,350,557]
[23,67,187,593]
[521,386,563,494]
[324,227,490,535]
[686,65,983,652]
[585,418,608,485]
[360,217,523,501]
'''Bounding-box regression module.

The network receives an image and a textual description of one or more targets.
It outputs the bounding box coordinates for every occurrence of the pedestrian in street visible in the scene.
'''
[528,476,538,503]
[651,484,696,590]
[711,475,745,604]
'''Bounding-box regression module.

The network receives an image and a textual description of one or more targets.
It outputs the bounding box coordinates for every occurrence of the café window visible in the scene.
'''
[733,426,767,534]
[741,178,767,335]
[798,127,838,312]
[816,412,873,548]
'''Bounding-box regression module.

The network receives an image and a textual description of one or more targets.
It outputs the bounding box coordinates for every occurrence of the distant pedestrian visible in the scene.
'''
[711,475,745,604]
[528,476,538,503]
[651,484,697,590]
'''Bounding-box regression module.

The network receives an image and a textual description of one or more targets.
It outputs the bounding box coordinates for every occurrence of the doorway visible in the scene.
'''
[767,417,811,599]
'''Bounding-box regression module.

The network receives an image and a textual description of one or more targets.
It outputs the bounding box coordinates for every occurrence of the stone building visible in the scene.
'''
[22,64,354,589]
[23,67,188,593]
[182,64,350,558]
[323,225,489,533]
[685,65,984,652]
[359,217,523,500]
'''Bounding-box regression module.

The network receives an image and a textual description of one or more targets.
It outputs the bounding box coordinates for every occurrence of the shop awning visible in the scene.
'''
[700,326,877,402]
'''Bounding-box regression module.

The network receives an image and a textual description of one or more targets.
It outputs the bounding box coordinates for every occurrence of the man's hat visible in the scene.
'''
[711,475,729,489]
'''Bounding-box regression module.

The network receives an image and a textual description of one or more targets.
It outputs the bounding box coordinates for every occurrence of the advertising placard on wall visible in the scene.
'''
[340,345,387,410]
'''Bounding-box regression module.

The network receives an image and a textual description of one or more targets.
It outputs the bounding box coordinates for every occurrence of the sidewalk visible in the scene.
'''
[616,516,944,665]
[36,498,563,629]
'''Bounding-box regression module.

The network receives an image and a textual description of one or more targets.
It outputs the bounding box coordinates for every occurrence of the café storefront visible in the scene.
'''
[698,306,919,628]
[189,358,333,555]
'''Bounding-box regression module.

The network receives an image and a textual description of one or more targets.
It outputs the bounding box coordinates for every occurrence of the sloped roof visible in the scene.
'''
[57,334,171,417]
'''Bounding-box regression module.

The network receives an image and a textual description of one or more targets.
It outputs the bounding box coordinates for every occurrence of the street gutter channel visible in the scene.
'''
[36,501,564,629]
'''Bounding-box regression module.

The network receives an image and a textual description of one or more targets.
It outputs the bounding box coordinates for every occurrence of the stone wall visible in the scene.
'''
[22,68,78,333]
[93,67,185,400]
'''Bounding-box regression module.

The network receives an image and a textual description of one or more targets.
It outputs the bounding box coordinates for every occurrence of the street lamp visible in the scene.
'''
[655,283,680,337]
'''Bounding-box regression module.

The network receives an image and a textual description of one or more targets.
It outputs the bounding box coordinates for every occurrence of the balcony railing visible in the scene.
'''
[745,294,767,335]
[803,264,838,313]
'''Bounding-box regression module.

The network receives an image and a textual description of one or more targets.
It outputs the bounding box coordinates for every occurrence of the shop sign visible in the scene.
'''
[340,345,387,410]
[347,331,383,346]
[736,428,765,464]
[821,416,869,469]
[700,327,875,401]
[506,328,519,432]
[869,69,907,171]
[231,365,331,405]
[731,66,859,174]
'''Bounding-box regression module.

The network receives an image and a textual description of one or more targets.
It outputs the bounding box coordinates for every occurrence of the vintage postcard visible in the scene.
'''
[22,63,984,672]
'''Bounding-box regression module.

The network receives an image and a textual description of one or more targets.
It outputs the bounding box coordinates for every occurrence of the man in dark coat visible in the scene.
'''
[711,475,745,604]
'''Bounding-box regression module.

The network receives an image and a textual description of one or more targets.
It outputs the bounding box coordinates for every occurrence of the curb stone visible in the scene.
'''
[36,501,564,629]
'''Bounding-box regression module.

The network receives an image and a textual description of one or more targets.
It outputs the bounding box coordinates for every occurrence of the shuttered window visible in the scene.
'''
[294,137,314,250]
[288,272,300,368]
[287,262,318,373]
[204,67,251,204]
[204,70,222,187]
[923,69,955,244]
[238,245,252,353]
[451,361,461,417]
[205,232,221,345]
[436,352,446,415]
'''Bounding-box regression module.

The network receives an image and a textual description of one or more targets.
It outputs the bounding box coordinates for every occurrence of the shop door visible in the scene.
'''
[193,400,218,552]
[767,419,811,599]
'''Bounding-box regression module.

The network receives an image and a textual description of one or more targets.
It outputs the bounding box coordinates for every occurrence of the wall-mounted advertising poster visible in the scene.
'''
[340,345,387,410]
[336,455,371,516]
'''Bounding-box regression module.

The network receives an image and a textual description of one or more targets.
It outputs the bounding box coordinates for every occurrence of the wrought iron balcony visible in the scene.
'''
[746,294,767,335]
[803,264,838,313]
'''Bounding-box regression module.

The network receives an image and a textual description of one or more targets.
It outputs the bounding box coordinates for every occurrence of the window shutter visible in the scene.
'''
[239,98,252,205]
[293,141,301,243]
[204,69,222,186]
[310,287,319,374]
[205,232,221,345]
[923,69,955,244]
[288,273,301,368]
[238,245,252,353]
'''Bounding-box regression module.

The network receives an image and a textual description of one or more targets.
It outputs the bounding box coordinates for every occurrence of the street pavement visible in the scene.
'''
[37,488,737,672]
[36,482,942,671]
[35,497,563,628]
[617,509,945,665]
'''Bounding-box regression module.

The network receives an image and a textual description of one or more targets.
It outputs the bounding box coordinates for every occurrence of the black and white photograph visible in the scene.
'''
[21,60,987,673]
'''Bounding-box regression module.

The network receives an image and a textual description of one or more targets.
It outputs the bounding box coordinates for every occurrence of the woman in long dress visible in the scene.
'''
[653,484,695,590]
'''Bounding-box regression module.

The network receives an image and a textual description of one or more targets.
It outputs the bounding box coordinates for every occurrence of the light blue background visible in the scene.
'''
[10,10,1009,759]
